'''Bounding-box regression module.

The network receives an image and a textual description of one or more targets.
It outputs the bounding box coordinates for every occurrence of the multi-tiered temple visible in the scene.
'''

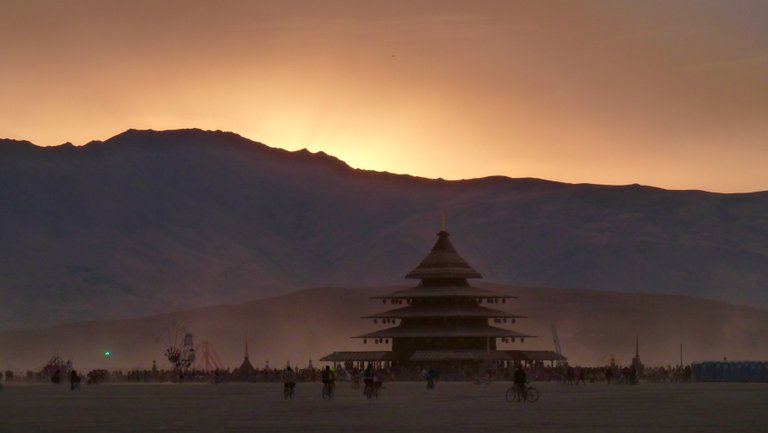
[322,228,565,370]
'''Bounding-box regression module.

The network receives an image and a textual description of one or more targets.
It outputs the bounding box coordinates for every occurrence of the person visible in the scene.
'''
[605,366,614,384]
[371,369,383,397]
[363,363,375,396]
[51,370,61,384]
[69,369,81,391]
[426,366,436,389]
[321,366,336,397]
[283,366,296,397]
[513,364,527,402]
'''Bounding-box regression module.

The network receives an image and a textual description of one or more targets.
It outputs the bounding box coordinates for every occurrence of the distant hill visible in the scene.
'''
[1,284,766,371]
[1,128,768,328]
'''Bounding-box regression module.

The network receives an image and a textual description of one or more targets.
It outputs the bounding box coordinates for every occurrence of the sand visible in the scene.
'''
[0,381,765,433]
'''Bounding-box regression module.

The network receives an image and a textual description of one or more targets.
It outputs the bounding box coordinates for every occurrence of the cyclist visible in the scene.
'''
[283,365,296,398]
[322,366,337,398]
[363,363,376,397]
[513,364,527,402]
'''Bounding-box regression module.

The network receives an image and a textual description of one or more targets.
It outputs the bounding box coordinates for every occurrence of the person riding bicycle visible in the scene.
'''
[513,364,527,402]
[283,365,296,395]
[322,365,337,395]
[363,363,377,396]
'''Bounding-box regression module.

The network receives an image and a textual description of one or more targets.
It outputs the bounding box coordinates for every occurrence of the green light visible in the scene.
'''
[104,351,111,357]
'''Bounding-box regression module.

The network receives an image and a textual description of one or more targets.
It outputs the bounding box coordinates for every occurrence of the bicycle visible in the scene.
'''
[505,385,539,402]
[364,381,380,399]
[322,382,335,400]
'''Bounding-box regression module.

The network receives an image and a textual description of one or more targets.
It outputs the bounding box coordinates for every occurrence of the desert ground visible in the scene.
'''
[0,381,764,433]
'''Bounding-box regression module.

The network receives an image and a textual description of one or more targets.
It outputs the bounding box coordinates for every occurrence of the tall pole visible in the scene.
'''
[680,343,683,368]
[635,334,639,360]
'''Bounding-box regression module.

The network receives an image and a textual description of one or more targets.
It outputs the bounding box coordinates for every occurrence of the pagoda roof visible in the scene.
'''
[363,304,526,319]
[355,324,534,339]
[373,284,515,300]
[405,230,482,280]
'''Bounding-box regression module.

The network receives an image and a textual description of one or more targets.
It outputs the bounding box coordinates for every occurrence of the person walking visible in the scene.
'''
[513,364,527,402]
[282,366,296,398]
[426,366,436,389]
[69,369,81,391]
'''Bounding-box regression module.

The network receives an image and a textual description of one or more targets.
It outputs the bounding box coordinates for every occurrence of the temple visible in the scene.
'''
[233,337,257,381]
[321,226,565,372]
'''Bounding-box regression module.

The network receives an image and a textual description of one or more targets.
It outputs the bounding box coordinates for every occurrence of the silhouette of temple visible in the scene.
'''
[234,337,256,381]
[322,226,565,369]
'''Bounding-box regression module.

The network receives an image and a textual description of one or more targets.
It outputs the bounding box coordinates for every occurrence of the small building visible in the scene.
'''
[322,227,565,372]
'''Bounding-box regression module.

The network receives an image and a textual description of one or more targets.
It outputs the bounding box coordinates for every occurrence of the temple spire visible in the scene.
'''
[440,213,446,232]
[635,334,639,359]
[244,335,249,360]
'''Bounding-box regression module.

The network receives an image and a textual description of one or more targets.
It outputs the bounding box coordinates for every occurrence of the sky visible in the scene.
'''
[1,0,767,192]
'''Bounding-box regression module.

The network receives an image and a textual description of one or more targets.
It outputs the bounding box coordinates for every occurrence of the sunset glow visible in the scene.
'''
[1,1,767,192]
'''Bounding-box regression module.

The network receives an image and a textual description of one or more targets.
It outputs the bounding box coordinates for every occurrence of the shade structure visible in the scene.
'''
[410,350,487,362]
[512,350,568,362]
[408,350,564,363]
[320,351,397,363]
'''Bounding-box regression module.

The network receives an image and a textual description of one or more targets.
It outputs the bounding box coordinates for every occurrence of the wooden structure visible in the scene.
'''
[322,228,565,369]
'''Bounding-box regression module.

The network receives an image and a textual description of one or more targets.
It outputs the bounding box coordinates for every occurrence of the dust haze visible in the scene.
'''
[1,284,766,372]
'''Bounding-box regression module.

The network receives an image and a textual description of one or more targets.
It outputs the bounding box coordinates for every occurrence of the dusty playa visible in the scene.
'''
[1,381,765,433]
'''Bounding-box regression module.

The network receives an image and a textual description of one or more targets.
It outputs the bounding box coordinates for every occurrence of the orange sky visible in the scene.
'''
[1,1,767,192]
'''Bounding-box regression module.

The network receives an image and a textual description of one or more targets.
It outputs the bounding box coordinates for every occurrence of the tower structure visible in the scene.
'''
[234,336,256,381]
[632,334,644,377]
[360,229,530,363]
[322,226,565,369]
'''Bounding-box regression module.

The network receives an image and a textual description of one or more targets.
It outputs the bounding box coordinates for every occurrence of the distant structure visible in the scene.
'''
[234,337,256,381]
[196,340,223,371]
[632,334,644,377]
[551,324,566,366]
[322,225,565,371]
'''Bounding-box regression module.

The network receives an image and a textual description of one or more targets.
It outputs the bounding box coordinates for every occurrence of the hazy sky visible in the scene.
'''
[1,1,767,192]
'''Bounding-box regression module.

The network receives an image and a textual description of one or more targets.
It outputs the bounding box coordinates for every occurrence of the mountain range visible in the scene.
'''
[1,128,767,329]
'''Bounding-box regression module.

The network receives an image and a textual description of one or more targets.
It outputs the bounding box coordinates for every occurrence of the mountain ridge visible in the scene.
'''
[5,128,766,194]
[1,128,768,329]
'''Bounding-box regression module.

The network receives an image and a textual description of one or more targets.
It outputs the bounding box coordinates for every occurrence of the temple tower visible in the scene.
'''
[322,226,565,369]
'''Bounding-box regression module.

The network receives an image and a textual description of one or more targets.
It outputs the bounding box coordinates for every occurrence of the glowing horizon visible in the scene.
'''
[1,1,767,193]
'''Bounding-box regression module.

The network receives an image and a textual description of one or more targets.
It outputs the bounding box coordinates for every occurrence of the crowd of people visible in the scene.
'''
[1,362,691,389]
[525,364,692,384]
